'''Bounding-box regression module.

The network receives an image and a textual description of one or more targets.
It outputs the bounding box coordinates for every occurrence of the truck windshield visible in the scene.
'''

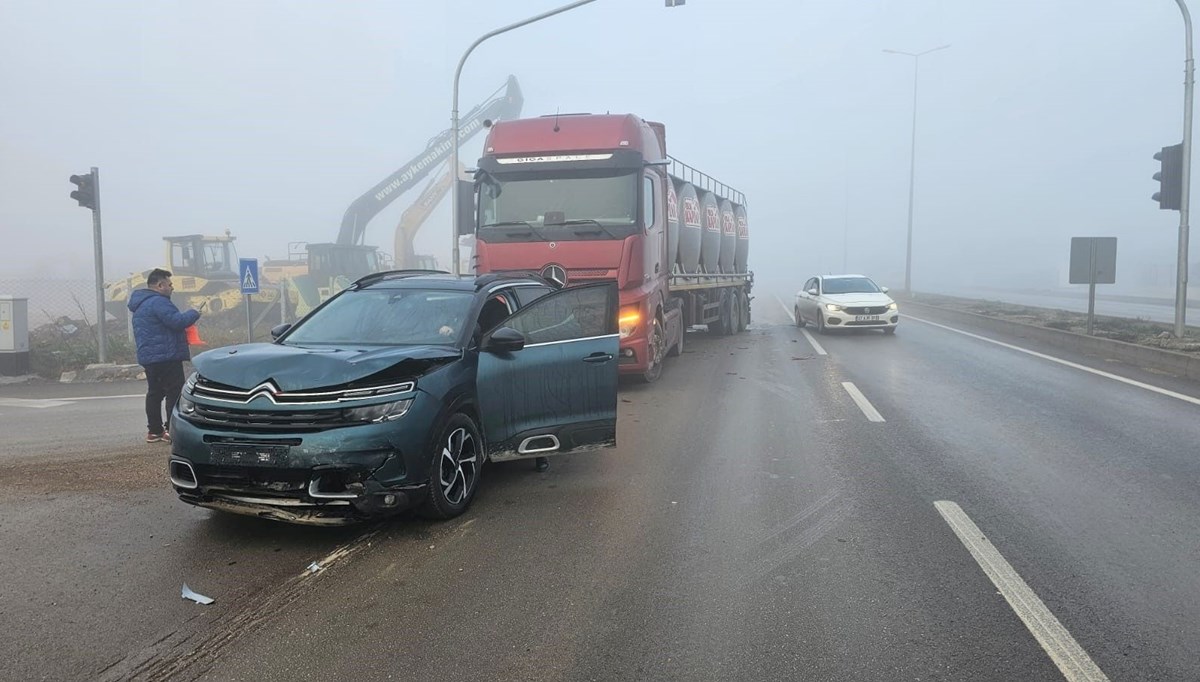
[478,170,638,242]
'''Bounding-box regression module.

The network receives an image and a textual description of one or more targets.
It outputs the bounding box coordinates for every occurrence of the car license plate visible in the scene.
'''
[855,315,880,322]
[210,443,289,466]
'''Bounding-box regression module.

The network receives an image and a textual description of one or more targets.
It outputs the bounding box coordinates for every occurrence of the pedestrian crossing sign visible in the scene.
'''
[239,258,260,294]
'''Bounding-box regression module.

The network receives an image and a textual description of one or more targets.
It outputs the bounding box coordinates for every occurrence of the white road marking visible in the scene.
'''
[776,295,827,355]
[802,329,828,356]
[841,382,885,422]
[0,394,142,410]
[934,501,1110,682]
[0,397,74,409]
[906,315,1200,407]
[776,294,796,323]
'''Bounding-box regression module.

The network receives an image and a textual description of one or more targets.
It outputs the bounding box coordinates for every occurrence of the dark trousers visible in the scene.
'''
[144,361,185,434]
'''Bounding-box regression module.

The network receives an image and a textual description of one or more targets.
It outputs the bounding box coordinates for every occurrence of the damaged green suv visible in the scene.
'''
[168,271,619,525]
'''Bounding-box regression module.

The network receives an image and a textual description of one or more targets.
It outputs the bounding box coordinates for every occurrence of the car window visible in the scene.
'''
[477,293,515,335]
[499,284,616,345]
[283,288,474,346]
[822,277,881,295]
[512,285,553,306]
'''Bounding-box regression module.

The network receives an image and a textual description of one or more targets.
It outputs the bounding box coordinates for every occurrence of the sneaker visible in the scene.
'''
[162,430,172,443]
[145,432,163,443]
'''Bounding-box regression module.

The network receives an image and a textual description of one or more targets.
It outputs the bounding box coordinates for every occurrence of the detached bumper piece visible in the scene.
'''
[171,458,425,526]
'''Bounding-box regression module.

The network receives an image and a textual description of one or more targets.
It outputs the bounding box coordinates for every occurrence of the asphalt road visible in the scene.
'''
[2,293,1199,680]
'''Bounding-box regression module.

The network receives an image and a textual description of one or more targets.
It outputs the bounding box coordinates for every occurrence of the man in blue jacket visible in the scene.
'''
[128,269,202,442]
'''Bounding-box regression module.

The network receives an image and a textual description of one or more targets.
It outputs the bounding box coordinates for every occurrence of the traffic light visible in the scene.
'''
[69,171,96,210]
[1153,143,1183,211]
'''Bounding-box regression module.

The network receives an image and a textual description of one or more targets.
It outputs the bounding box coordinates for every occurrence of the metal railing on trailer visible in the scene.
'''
[667,157,747,206]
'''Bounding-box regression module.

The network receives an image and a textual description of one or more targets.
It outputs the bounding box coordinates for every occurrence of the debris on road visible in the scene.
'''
[306,561,323,574]
[181,583,215,605]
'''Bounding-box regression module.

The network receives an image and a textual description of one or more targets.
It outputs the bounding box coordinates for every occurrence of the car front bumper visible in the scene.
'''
[822,308,900,329]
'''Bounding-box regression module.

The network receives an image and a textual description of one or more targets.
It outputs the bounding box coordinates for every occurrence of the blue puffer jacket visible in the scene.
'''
[128,289,201,365]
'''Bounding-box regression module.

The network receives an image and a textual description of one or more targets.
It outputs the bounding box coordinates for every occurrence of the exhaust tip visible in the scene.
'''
[169,459,199,490]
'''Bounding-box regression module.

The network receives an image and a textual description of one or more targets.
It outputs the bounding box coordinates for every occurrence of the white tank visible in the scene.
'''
[719,199,736,273]
[666,182,680,272]
[734,204,749,274]
[698,190,721,273]
[676,182,702,274]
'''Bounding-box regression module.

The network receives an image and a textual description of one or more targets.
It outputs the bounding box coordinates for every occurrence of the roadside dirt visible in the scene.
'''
[0,444,167,496]
[907,292,1200,354]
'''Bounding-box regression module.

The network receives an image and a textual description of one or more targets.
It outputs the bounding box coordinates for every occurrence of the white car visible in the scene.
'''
[794,274,898,334]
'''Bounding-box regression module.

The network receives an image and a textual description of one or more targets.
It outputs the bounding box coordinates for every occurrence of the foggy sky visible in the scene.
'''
[0,0,1193,296]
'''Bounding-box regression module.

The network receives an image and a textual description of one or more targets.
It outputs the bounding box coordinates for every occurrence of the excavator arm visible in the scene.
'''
[336,75,523,246]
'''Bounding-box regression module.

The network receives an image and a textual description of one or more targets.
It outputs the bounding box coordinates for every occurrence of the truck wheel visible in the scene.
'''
[640,316,666,383]
[736,292,748,333]
[667,321,684,357]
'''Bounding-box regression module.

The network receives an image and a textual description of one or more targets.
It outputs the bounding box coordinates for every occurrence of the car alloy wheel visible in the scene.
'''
[422,413,482,519]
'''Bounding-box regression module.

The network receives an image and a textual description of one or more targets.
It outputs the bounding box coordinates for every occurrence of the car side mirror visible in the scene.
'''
[270,323,293,340]
[483,326,525,353]
[881,287,890,294]
[807,288,818,296]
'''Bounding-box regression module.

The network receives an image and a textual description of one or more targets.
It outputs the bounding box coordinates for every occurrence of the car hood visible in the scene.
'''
[822,292,894,306]
[192,342,462,391]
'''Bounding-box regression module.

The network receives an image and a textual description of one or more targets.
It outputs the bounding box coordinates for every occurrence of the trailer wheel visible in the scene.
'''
[735,292,748,333]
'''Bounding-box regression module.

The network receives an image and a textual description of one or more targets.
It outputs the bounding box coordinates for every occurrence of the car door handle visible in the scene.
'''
[583,352,613,363]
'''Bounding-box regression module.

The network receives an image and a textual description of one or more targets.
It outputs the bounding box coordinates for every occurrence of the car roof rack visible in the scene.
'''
[473,271,554,291]
[351,269,451,288]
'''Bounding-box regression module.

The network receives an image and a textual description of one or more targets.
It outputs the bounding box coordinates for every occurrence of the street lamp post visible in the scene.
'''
[883,44,950,295]
[1172,0,1194,337]
[450,0,599,275]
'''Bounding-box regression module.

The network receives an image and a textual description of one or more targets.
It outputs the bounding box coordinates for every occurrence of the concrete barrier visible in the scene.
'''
[902,300,1200,382]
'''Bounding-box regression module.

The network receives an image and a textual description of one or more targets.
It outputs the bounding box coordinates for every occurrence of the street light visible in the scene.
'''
[883,44,950,294]
[449,0,599,275]
[1170,0,1194,337]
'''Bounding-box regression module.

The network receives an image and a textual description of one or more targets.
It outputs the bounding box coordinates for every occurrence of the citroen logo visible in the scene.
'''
[541,264,567,288]
[247,380,282,402]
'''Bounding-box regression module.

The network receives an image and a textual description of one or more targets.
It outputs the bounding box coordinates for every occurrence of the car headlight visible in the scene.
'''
[177,395,196,415]
[344,399,413,423]
[887,302,898,310]
[825,303,844,312]
[184,371,198,393]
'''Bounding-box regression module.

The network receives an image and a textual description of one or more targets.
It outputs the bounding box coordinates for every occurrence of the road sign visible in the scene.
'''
[1069,237,1117,335]
[239,258,260,295]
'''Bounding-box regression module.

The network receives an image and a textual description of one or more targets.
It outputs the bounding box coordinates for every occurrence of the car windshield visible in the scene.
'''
[823,277,881,295]
[282,288,474,346]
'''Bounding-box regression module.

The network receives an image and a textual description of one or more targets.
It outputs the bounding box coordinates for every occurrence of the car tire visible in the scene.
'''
[816,312,827,335]
[420,412,483,520]
[884,326,896,335]
[795,306,805,328]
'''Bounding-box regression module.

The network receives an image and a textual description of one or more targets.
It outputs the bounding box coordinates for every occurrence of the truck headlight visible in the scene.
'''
[619,304,641,339]
[344,399,413,423]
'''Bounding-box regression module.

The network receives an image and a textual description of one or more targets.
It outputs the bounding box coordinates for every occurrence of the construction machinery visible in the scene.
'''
[107,76,524,319]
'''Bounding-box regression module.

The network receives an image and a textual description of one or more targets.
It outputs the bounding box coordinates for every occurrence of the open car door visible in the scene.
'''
[477,282,619,462]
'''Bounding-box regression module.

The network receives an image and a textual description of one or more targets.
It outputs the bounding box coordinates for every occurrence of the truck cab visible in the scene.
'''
[472,114,681,382]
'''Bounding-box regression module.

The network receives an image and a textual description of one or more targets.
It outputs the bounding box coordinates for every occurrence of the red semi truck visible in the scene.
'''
[472,113,751,382]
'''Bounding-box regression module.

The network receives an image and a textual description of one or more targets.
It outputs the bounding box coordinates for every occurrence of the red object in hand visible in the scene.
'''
[185,325,204,346]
